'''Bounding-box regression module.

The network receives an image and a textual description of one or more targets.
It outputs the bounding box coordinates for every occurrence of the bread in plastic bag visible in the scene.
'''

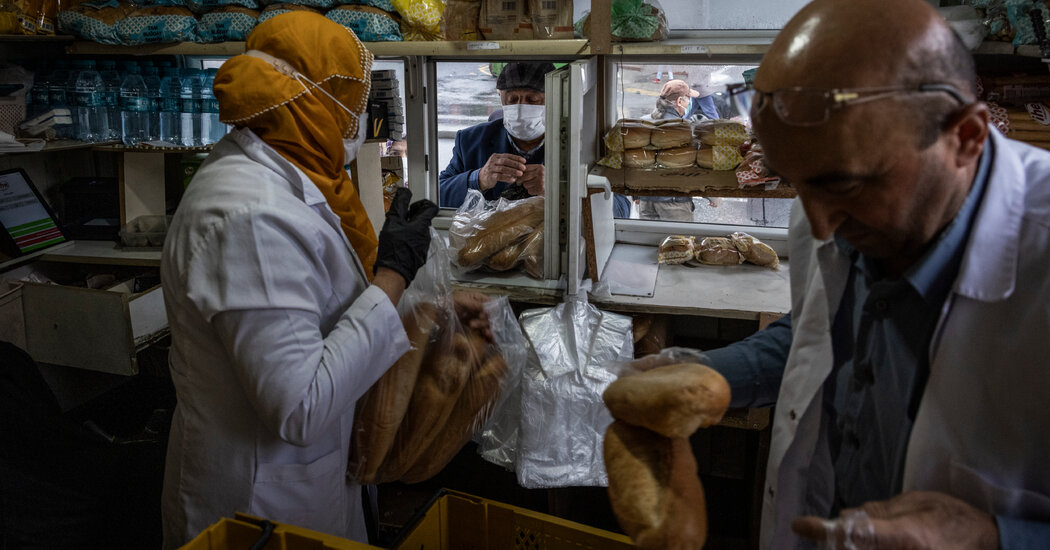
[693,119,749,147]
[657,235,693,265]
[448,189,545,276]
[730,231,779,269]
[349,230,515,485]
[696,236,743,266]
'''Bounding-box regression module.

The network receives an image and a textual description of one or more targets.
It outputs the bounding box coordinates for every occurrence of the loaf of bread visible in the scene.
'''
[604,421,708,549]
[696,148,713,169]
[348,303,441,484]
[695,121,749,147]
[485,232,530,271]
[730,232,779,269]
[657,235,694,264]
[650,123,692,149]
[603,362,730,439]
[375,331,477,483]
[458,199,545,267]
[520,226,544,278]
[656,146,698,169]
[399,341,508,484]
[696,236,742,265]
[624,148,656,168]
[622,125,653,149]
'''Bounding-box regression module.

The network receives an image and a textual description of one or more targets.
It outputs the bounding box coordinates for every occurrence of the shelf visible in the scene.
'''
[610,37,772,57]
[39,240,161,267]
[0,139,120,155]
[0,34,73,42]
[96,143,212,153]
[973,40,1047,59]
[592,165,796,199]
[67,39,591,57]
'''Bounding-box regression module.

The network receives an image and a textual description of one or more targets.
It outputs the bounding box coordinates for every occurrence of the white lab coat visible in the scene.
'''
[762,129,1050,549]
[160,128,409,549]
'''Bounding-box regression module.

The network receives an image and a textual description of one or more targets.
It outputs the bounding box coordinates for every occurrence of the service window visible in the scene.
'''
[433,60,562,210]
[608,61,791,229]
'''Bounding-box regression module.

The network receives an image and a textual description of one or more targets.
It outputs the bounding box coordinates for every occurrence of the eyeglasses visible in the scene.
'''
[726,82,969,127]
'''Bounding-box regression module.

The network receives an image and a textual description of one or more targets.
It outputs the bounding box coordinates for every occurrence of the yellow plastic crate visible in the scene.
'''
[392,489,635,550]
[180,512,381,550]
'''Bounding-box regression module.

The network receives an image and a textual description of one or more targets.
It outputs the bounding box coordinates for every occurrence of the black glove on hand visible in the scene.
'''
[374,187,438,285]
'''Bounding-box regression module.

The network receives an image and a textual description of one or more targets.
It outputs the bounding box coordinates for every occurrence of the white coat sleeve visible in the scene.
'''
[183,206,410,446]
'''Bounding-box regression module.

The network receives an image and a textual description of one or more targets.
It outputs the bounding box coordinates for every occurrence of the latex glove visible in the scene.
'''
[478,153,526,191]
[792,491,999,550]
[374,187,438,285]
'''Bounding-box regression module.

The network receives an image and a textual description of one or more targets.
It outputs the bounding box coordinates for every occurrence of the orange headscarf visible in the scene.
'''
[213,12,379,276]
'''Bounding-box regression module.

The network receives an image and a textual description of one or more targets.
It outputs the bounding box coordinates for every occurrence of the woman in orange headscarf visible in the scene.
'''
[159,12,439,548]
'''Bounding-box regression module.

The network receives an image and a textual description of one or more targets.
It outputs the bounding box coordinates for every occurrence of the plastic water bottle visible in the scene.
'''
[199,68,226,145]
[159,67,181,144]
[179,68,202,147]
[99,59,122,141]
[120,65,150,146]
[71,60,108,142]
[29,61,49,117]
[48,60,69,109]
[142,65,162,142]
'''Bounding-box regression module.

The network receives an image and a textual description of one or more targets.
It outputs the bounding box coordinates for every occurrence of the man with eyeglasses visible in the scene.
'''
[692,0,1050,548]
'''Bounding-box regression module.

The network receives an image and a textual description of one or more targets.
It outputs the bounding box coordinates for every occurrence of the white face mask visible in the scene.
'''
[343,111,369,166]
[502,104,545,141]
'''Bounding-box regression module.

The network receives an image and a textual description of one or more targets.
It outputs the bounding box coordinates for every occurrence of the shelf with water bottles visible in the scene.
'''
[18,56,230,152]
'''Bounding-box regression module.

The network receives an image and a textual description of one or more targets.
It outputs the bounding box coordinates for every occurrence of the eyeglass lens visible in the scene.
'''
[773,89,832,125]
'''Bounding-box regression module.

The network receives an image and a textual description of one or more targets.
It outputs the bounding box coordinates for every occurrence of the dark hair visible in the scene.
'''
[901,29,978,148]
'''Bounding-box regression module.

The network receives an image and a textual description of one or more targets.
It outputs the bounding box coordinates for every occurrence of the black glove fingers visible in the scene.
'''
[388,187,412,220]
[407,199,439,225]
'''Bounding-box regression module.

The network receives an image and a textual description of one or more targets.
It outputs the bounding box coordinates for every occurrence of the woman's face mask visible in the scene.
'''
[502,104,545,141]
[343,111,369,166]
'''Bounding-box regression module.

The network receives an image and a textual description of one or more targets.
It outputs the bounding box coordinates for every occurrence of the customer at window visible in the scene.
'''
[439,62,631,217]
[638,79,700,222]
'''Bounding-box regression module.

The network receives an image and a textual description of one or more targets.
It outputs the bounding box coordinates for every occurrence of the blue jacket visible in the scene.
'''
[439,119,631,217]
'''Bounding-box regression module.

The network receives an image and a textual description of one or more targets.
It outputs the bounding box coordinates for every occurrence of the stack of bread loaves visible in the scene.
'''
[349,303,509,485]
[602,355,731,549]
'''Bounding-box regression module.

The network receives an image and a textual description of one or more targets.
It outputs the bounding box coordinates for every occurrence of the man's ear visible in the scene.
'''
[947,102,990,167]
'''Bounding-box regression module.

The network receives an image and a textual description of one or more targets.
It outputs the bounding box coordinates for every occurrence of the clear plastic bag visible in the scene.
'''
[514,294,634,488]
[474,295,531,470]
[348,230,513,485]
[657,235,694,265]
[448,189,545,277]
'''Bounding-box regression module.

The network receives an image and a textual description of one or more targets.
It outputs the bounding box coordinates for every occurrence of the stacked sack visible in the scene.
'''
[58,0,410,43]
[598,118,750,171]
[657,232,779,269]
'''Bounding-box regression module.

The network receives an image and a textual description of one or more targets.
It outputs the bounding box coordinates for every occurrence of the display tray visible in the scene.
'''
[592,165,796,198]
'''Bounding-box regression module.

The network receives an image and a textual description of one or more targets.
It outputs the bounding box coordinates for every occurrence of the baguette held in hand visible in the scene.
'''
[604,421,709,550]
[603,362,730,439]
[375,331,477,483]
[399,342,508,484]
[348,303,442,484]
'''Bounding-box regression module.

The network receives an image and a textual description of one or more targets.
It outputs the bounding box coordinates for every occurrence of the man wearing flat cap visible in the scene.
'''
[439,61,630,217]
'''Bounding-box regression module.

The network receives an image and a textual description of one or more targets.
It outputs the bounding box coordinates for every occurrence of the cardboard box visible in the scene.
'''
[392,489,634,550]
[181,512,381,550]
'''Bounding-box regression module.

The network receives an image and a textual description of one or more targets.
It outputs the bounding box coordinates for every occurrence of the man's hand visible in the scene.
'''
[453,291,492,342]
[792,491,999,550]
[517,164,545,196]
[478,153,527,191]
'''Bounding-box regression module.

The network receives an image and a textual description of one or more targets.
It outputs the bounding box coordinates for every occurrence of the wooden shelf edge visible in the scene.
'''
[592,166,795,198]
[66,39,592,57]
